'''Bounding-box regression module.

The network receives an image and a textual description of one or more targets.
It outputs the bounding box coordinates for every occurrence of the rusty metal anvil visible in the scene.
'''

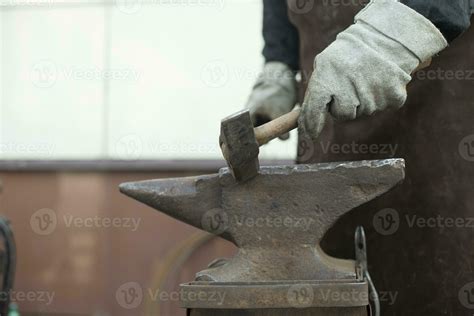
[120,159,405,314]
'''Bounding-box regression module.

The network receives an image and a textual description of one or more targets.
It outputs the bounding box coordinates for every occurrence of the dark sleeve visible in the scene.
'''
[401,0,472,42]
[262,0,300,71]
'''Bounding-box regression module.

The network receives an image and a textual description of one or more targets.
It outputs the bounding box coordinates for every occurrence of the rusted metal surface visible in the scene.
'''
[190,308,368,316]
[219,110,260,182]
[180,280,369,309]
[120,159,405,314]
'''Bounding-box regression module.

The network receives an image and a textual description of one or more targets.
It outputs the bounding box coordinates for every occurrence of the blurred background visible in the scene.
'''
[0,0,298,315]
[0,0,297,161]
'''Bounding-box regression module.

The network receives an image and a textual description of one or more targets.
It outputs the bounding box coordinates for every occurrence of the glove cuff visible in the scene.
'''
[257,62,296,85]
[355,0,448,63]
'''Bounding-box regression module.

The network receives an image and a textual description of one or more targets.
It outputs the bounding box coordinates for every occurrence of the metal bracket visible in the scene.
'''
[355,226,380,316]
[181,280,369,309]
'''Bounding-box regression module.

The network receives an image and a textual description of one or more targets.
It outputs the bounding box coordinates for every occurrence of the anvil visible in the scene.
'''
[120,159,405,315]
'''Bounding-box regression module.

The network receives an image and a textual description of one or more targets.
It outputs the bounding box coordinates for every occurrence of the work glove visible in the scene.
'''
[246,61,297,140]
[299,0,448,140]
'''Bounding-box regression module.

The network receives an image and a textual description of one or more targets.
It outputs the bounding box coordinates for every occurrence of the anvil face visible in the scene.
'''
[120,159,404,282]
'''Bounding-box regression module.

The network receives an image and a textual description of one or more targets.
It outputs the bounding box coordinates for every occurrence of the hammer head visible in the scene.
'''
[220,110,259,182]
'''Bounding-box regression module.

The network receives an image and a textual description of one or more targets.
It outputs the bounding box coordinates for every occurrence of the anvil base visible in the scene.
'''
[182,278,370,315]
[190,307,367,315]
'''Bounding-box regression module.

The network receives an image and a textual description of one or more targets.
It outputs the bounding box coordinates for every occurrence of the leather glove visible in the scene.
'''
[246,62,297,140]
[299,0,448,140]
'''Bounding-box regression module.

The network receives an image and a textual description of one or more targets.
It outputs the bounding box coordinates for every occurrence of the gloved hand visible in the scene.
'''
[299,0,448,140]
[246,62,297,140]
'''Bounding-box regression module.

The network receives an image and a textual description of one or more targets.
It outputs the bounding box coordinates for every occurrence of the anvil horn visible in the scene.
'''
[120,174,222,233]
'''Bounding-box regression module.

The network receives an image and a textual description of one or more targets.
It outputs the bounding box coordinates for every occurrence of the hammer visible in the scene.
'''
[219,107,301,182]
[218,57,433,183]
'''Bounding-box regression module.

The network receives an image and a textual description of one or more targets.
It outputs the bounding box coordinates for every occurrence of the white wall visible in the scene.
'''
[0,0,298,161]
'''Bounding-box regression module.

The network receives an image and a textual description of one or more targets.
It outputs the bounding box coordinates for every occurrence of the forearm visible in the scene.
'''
[262,0,300,71]
[260,0,472,71]
[401,0,472,42]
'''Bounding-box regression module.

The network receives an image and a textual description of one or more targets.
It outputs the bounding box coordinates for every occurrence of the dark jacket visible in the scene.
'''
[263,0,473,71]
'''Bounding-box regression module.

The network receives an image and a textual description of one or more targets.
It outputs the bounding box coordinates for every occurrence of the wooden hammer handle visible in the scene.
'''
[254,108,301,146]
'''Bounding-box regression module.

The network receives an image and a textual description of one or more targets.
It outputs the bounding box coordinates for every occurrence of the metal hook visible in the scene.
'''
[355,226,380,316]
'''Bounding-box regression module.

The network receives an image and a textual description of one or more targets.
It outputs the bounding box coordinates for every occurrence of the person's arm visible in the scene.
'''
[401,0,472,42]
[242,0,299,137]
[298,0,451,140]
[262,0,300,71]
